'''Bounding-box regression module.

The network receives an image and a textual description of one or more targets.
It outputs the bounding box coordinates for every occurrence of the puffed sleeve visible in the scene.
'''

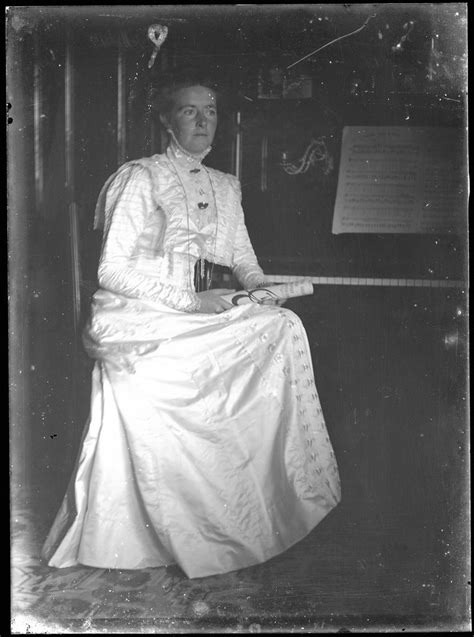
[230,178,266,289]
[98,164,200,312]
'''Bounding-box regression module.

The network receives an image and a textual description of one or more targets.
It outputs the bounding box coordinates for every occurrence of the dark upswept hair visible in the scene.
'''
[150,65,222,119]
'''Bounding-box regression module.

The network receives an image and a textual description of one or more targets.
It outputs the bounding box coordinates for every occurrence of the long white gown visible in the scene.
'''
[41,141,341,579]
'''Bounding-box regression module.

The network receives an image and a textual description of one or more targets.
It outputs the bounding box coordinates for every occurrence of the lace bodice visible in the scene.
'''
[94,146,265,312]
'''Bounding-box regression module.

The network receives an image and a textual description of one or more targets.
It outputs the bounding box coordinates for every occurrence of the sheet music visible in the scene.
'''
[332,126,466,234]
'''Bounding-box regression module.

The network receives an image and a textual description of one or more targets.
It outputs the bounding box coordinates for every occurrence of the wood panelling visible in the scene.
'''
[8,30,35,489]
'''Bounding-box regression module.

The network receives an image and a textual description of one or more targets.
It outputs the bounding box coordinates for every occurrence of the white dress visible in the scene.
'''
[41,142,341,579]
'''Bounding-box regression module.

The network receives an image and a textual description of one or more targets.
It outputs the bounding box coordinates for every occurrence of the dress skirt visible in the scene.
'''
[41,291,341,578]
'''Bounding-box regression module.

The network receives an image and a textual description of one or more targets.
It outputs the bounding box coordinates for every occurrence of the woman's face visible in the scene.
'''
[161,85,218,154]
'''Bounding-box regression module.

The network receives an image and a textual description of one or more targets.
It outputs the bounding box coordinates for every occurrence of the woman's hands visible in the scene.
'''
[195,284,287,314]
[260,297,286,306]
[196,289,235,314]
[255,282,287,307]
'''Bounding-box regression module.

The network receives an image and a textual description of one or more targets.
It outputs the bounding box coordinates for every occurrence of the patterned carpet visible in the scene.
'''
[11,483,466,634]
[12,489,345,633]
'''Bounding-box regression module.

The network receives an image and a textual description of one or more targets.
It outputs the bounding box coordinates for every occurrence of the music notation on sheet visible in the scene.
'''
[332,126,466,235]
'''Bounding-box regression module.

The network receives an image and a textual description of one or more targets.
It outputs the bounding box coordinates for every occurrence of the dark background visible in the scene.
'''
[8,4,469,631]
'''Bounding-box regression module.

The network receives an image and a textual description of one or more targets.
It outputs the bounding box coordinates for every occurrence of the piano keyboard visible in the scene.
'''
[265,275,466,289]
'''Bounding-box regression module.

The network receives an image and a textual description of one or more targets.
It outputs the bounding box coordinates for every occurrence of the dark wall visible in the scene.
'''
[8,28,35,489]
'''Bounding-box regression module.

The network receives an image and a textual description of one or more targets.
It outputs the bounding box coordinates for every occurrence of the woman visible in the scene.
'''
[41,67,341,579]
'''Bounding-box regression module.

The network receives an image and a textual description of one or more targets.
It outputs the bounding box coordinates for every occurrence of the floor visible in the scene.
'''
[11,286,470,633]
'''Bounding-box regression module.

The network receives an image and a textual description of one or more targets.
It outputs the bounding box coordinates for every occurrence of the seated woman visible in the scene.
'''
[41,66,341,579]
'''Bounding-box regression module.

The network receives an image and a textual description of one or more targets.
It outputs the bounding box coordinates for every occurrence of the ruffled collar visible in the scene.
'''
[166,133,212,170]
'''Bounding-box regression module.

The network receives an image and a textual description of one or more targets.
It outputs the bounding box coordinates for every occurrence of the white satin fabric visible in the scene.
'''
[93,142,265,314]
[41,148,341,579]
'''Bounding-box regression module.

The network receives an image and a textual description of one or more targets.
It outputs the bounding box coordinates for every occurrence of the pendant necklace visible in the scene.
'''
[166,152,219,294]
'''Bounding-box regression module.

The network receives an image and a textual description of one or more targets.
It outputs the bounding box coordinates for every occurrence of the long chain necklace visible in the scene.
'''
[166,154,219,294]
